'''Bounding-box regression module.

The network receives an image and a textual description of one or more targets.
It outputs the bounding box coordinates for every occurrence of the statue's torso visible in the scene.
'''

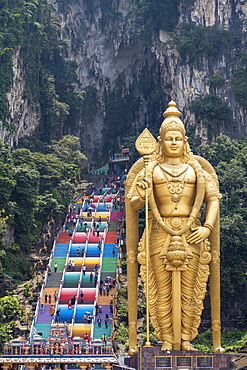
[153,163,196,217]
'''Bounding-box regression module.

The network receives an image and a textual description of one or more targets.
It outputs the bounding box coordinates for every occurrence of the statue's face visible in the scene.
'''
[161,130,185,158]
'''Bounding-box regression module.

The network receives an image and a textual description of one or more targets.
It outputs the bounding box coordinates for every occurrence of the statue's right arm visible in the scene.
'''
[129,169,147,211]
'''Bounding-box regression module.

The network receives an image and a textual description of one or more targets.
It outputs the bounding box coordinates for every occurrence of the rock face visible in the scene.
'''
[57,0,160,160]
[1,46,41,148]
[55,0,247,157]
[2,0,247,158]
[0,273,17,297]
[185,0,233,28]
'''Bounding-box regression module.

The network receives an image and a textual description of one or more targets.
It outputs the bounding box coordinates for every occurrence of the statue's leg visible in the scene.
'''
[150,252,172,349]
[181,241,210,350]
[181,250,199,350]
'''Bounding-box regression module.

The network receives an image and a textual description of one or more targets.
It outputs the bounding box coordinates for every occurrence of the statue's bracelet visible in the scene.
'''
[203,222,214,231]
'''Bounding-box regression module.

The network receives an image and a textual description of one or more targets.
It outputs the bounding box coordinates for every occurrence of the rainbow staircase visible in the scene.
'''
[31,188,123,350]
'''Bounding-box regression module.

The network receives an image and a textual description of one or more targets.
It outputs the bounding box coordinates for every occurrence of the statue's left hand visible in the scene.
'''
[186,227,210,244]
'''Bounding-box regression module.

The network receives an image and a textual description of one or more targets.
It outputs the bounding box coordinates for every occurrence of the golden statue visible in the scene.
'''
[125,101,224,354]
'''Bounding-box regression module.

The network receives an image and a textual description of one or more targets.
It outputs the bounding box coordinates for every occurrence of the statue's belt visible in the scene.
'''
[152,216,198,231]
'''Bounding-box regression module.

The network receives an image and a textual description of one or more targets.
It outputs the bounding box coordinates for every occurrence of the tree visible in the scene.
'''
[12,166,40,208]
[0,321,15,353]
[35,193,64,221]
[0,295,21,353]
[12,148,36,168]
[39,71,70,142]
[0,296,21,321]
[130,0,180,46]
[0,163,16,208]
[50,135,87,167]
[190,95,233,140]
[231,53,247,109]
[196,136,247,326]
[0,140,16,209]
[31,152,62,193]
[11,166,40,245]
[197,135,245,167]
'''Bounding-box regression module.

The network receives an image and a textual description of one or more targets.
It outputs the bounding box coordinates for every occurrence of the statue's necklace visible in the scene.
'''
[160,163,188,180]
[160,164,188,204]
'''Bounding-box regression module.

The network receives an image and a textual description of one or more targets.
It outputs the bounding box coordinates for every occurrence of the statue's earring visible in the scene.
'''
[157,136,161,150]
[156,136,163,160]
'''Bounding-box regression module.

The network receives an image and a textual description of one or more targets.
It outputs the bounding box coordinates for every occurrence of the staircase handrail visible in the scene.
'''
[50,237,57,259]
[64,237,73,281]
[70,288,78,337]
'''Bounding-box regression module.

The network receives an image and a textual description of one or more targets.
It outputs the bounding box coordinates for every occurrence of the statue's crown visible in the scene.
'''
[160,101,185,137]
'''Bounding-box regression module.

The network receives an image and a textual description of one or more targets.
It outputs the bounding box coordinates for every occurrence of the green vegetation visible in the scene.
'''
[209,74,225,91]
[197,136,247,322]
[0,135,86,282]
[0,295,22,352]
[0,0,246,353]
[172,24,240,66]
[102,76,140,162]
[0,321,16,353]
[121,135,141,165]
[2,252,31,281]
[71,0,122,32]
[136,63,164,120]
[115,288,128,345]
[102,65,162,163]
[0,296,21,321]
[0,0,84,141]
[80,86,97,124]
[0,49,14,127]
[190,95,233,140]
[130,0,180,46]
[193,330,247,353]
[231,53,247,109]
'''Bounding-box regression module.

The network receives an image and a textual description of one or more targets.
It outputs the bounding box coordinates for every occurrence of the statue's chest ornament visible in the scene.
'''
[160,164,188,203]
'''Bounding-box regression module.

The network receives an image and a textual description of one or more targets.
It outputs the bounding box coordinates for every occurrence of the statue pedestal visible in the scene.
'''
[124,347,231,370]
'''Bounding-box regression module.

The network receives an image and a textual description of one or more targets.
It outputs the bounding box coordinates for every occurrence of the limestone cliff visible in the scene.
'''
[1,46,40,148]
[2,0,247,160]
[54,0,247,160]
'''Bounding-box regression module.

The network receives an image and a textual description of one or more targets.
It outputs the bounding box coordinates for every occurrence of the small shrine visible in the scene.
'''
[108,148,130,175]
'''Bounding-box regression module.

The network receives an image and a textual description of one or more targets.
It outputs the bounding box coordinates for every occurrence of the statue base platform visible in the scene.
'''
[124,347,231,370]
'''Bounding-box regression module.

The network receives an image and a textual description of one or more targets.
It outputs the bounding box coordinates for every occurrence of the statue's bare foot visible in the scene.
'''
[214,347,225,354]
[181,340,197,351]
[161,340,172,351]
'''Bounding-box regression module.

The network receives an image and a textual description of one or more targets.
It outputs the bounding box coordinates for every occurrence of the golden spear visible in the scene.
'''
[135,128,157,347]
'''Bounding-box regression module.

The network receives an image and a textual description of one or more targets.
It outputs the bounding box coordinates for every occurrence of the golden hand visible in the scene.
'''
[186,227,210,244]
[136,177,152,199]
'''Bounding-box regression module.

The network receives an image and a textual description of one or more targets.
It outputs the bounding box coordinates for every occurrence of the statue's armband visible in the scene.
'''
[130,193,145,211]
[204,171,221,202]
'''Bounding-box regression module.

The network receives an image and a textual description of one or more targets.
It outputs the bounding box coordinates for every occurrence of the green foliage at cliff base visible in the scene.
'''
[193,330,247,353]
[197,136,247,310]
[1,252,31,283]
[0,135,86,285]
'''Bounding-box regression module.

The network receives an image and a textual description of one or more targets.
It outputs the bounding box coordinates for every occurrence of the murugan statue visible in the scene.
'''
[125,101,224,354]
